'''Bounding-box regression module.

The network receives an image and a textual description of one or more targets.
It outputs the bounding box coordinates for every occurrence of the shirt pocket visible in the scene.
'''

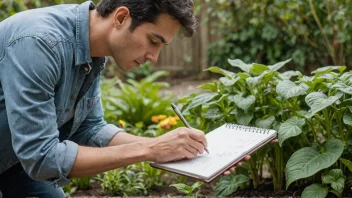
[79,95,100,121]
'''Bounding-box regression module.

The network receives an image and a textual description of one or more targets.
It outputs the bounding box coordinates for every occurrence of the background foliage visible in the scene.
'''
[198,0,352,73]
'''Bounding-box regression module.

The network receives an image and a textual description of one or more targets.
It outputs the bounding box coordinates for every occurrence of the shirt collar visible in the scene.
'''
[75,1,105,66]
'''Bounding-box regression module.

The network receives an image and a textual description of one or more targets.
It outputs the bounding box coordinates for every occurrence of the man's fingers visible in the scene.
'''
[244,155,251,161]
[272,139,279,143]
[187,128,208,147]
[224,171,231,175]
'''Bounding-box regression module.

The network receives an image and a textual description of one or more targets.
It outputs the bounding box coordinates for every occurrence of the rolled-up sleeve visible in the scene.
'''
[1,36,78,186]
[68,77,124,147]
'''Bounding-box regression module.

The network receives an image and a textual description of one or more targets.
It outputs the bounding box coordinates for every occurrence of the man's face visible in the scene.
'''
[108,13,180,72]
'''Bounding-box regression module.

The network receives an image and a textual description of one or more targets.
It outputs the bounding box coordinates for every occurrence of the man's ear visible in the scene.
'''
[113,6,131,28]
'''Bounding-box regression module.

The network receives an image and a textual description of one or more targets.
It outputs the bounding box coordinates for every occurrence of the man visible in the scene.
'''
[0,0,243,197]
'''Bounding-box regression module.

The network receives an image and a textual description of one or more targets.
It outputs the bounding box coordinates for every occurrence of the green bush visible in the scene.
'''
[179,58,352,197]
[199,0,352,72]
[101,71,174,136]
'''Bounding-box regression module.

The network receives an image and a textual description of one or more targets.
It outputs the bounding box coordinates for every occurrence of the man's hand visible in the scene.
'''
[147,127,207,163]
[223,139,279,175]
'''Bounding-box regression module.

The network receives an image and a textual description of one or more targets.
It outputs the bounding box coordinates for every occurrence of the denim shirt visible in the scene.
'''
[0,1,123,186]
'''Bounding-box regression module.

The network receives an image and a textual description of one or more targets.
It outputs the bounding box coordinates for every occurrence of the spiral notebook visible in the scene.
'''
[150,123,277,183]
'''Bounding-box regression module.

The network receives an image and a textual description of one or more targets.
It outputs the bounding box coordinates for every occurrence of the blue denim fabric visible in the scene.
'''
[0,1,123,186]
[0,163,65,198]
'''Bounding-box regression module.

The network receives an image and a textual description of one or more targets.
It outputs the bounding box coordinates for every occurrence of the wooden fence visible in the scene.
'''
[154,6,219,78]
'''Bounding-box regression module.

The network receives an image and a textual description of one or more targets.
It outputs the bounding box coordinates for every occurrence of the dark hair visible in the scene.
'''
[96,0,198,37]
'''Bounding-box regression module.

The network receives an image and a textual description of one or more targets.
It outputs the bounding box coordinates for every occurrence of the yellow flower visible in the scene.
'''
[168,116,178,126]
[151,116,159,123]
[158,115,167,120]
[118,120,126,128]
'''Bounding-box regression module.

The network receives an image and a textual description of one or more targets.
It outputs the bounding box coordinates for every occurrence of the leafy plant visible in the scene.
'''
[179,58,352,197]
[215,174,249,196]
[71,176,92,190]
[133,162,166,189]
[170,181,204,197]
[125,61,154,80]
[101,71,174,134]
[96,167,147,196]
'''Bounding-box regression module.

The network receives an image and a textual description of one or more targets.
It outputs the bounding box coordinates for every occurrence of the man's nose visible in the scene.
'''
[146,49,161,63]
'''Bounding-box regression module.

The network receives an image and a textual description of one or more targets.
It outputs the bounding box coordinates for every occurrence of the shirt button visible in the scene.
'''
[83,66,89,72]
[65,107,71,112]
[71,94,77,100]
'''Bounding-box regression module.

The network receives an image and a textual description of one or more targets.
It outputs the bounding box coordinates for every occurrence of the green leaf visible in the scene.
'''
[184,93,218,112]
[215,174,249,196]
[322,169,345,194]
[191,181,204,191]
[331,82,352,95]
[305,92,343,117]
[228,59,252,73]
[276,80,307,100]
[236,110,253,126]
[343,111,352,126]
[278,70,302,80]
[206,67,236,78]
[285,139,344,189]
[250,63,269,75]
[198,82,218,92]
[220,76,240,86]
[255,116,275,129]
[311,66,346,75]
[246,70,270,88]
[268,58,292,71]
[203,107,223,120]
[144,71,169,83]
[170,183,192,195]
[229,94,256,111]
[340,158,352,172]
[278,116,306,146]
[301,184,328,198]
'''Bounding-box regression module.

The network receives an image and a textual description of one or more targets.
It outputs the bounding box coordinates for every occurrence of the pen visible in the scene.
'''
[171,103,209,154]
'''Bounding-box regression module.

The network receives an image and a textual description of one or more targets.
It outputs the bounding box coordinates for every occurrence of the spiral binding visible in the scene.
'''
[225,123,271,134]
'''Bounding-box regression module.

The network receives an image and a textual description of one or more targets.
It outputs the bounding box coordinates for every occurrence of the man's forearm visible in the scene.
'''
[69,141,153,178]
[107,131,151,146]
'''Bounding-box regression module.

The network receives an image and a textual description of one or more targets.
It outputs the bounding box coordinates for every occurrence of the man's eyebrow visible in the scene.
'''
[152,33,169,45]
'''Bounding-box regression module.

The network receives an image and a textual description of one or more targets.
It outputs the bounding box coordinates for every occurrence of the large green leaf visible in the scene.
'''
[220,76,240,86]
[343,111,352,126]
[276,80,307,100]
[301,184,328,198]
[285,139,344,189]
[278,116,306,146]
[198,82,218,92]
[311,66,346,75]
[268,58,292,71]
[246,70,270,88]
[228,59,252,73]
[236,110,253,126]
[340,158,352,172]
[229,94,256,111]
[184,93,218,112]
[206,67,236,78]
[278,70,302,80]
[305,92,343,117]
[255,116,275,129]
[250,63,269,75]
[322,169,345,194]
[331,82,352,95]
[215,174,249,196]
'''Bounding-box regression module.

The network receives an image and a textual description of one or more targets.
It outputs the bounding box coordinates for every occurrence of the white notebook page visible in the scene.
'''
[154,124,276,178]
